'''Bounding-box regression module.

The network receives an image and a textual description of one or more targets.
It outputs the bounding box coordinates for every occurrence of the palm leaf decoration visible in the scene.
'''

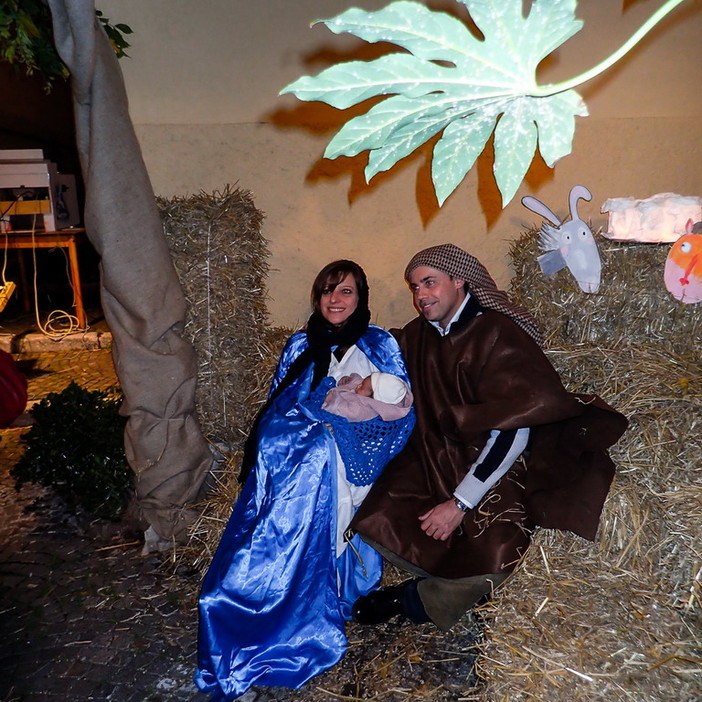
[281,0,688,208]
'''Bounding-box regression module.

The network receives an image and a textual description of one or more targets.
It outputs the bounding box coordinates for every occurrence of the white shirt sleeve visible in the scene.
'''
[453,427,530,509]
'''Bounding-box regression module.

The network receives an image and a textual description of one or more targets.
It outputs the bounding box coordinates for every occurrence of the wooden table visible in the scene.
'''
[2,228,87,329]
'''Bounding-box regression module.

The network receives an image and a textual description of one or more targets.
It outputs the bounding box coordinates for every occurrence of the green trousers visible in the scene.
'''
[361,536,507,631]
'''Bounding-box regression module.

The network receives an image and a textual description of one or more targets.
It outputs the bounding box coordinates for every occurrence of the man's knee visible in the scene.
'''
[417,573,508,630]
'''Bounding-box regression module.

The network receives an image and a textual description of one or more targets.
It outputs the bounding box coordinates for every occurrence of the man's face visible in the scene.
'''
[408,265,466,329]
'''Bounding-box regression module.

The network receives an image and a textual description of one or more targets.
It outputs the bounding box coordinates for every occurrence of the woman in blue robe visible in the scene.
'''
[195,260,413,700]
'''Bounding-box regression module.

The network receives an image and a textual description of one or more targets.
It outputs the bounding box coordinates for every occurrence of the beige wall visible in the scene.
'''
[102,0,702,329]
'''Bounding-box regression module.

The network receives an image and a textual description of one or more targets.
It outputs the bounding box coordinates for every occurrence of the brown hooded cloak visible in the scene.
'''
[351,304,627,579]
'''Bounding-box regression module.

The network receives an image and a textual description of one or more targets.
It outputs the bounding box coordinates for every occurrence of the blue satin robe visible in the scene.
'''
[195,326,410,700]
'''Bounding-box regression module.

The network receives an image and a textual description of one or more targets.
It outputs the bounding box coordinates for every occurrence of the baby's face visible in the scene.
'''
[355,375,374,397]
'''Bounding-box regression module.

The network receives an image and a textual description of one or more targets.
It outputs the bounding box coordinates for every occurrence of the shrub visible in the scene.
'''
[11,381,132,520]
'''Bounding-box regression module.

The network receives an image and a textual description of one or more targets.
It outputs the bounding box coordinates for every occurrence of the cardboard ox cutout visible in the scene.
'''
[664,219,702,304]
[522,186,602,294]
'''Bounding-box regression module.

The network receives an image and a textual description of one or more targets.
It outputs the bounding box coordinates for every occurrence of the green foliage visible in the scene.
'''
[96,9,132,59]
[11,382,132,521]
[0,0,65,84]
[281,0,688,208]
[0,1,132,90]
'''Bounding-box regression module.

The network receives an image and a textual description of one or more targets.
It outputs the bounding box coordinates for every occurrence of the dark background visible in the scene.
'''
[0,64,101,322]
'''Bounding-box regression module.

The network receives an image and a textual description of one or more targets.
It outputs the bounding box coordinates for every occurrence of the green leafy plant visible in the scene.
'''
[281,0,689,207]
[0,0,64,82]
[96,9,132,59]
[0,1,132,90]
[11,381,132,520]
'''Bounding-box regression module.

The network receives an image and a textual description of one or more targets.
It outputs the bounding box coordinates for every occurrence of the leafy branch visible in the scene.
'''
[0,1,132,90]
[281,0,689,208]
[96,9,132,60]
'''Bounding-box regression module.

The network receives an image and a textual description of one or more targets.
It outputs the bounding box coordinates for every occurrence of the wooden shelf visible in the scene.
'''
[0,200,51,216]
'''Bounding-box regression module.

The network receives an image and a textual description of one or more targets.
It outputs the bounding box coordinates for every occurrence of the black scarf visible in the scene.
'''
[238,304,371,483]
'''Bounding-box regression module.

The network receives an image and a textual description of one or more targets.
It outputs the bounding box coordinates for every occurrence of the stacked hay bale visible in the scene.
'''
[159,186,282,448]
[158,187,290,567]
[477,231,701,700]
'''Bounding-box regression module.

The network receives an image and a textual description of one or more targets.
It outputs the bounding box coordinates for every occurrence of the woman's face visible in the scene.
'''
[320,272,359,326]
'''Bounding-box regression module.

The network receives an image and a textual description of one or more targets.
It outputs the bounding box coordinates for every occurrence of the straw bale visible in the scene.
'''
[477,528,701,701]
[158,186,273,447]
[475,235,702,700]
[509,229,701,354]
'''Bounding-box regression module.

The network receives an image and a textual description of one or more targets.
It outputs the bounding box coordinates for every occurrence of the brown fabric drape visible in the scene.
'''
[352,310,627,579]
[47,0,212,542]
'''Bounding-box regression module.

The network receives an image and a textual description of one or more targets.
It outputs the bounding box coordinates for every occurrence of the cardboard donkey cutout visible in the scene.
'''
[522,186,602,293]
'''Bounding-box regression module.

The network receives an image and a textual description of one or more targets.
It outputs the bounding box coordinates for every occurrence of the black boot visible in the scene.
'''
[352,584,405,624]
[352,579,430,625]
[400,578,430,624]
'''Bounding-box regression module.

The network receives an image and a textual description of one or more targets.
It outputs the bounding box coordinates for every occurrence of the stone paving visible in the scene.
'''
[0,347,209,701]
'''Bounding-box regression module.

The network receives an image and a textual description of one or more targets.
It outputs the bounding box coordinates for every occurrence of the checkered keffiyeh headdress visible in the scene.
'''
[404,243,543,345]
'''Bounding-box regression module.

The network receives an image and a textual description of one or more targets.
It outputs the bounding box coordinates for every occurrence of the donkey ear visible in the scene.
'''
[521,196,561,226]
[569,185,592,221]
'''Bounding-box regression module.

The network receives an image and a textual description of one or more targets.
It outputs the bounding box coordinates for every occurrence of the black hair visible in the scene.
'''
[310,259,369,317]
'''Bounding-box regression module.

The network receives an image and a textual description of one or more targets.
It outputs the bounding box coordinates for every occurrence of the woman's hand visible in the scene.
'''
[419,500,465,541]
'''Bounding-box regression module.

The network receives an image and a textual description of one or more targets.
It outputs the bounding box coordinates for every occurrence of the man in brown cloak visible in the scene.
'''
[351,244,627,630]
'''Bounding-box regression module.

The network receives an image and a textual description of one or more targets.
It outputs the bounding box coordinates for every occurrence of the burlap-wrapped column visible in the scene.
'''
[47,0,213,544]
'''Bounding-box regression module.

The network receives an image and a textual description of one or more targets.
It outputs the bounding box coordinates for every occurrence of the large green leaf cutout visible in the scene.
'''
[281,0,588,207]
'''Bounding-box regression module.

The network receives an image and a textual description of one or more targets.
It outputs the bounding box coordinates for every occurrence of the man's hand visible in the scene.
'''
[419,499,466,541]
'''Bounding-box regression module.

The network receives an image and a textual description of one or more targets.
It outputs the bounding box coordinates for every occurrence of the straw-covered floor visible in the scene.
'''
[476,232,701,700]
[161,197,699,699]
